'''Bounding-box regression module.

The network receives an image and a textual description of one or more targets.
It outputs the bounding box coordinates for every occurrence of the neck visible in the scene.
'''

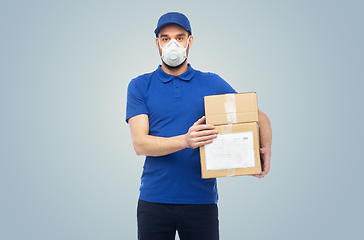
[161,61,188,76]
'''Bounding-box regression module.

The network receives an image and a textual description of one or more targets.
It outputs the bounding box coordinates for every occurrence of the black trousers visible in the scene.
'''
[137,199,219,240]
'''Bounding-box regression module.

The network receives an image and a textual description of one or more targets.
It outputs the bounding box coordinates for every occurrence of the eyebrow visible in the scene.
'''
[159,33,187,38]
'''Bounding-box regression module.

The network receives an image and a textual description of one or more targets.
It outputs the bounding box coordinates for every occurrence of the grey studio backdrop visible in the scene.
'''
[1,0,363,240]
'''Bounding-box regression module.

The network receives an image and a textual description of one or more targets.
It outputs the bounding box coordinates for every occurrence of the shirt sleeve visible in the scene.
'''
[214,74,237,94]
[125,78,148,123]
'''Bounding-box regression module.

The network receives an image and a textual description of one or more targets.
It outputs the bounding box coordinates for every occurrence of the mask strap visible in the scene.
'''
[185,35,191,50]
[158,38,164,58]
[158,38,163,49]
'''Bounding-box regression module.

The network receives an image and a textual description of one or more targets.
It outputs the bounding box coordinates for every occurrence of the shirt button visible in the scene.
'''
[175,84,179,88]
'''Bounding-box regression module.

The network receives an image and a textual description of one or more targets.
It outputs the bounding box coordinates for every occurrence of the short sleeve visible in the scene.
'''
[125,78,148,123]
[214,74,237,94]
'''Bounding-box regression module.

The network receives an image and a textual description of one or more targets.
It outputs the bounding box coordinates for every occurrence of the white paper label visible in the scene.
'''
[205,131,255,170]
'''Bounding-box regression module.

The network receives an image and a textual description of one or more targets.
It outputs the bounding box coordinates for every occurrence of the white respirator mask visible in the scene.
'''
[158,36,190,67]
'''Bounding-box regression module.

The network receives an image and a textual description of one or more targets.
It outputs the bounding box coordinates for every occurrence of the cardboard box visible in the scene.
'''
[200,92,261,178]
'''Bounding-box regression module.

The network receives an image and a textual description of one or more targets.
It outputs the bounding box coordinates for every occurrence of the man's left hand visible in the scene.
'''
[252,147,271,179]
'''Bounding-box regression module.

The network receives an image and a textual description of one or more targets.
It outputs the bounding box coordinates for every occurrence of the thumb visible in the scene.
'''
[193,116,206,126]
[260,148,266,154]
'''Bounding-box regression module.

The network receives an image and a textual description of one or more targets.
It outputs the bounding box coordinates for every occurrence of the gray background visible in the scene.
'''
[1,0,363,239]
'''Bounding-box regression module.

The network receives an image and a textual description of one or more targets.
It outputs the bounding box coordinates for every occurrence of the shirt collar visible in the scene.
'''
[156,64,195,83]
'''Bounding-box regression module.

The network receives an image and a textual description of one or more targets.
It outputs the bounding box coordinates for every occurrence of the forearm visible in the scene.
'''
[251,109,272,178]
[258,109,272,150]
[129,115,216,157]
[133,134,187,157]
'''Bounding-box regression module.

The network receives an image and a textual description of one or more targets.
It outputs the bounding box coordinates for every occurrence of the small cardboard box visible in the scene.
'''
[200,92,262,178]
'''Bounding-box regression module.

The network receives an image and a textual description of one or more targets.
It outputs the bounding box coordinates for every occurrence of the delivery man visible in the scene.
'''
[126,12,272,240]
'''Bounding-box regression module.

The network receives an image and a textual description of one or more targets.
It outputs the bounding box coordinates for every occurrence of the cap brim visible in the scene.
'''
[154,22,190,36]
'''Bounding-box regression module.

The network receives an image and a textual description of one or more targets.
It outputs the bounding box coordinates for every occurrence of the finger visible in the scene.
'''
[252,173,265,179]
[189,133,217,146]
[190,139,215,148]
[259,164,268,176]
[252,165,269,178]
[191,129,217,138]
[193,134,217,143]
[193,116,206,126]
[192,124,215,132]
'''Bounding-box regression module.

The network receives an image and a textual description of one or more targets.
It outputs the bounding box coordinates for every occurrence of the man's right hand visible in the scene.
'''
[185,116,217,149]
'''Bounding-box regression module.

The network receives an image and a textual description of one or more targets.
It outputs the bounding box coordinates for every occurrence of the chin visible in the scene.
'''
[164,59,187,70]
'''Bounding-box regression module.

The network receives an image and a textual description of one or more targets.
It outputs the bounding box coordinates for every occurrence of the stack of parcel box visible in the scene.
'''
[200,92,262,178]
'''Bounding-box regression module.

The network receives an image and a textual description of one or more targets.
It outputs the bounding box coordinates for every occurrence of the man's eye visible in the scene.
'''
[162,38,169,41]
[177,37,183,41]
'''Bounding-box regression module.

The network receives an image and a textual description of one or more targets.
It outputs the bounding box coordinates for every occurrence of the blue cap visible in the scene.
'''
[154,12,192,37]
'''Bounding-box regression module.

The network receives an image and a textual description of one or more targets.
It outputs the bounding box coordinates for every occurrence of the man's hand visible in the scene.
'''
[185,116,217,149]
[252,147,271,179]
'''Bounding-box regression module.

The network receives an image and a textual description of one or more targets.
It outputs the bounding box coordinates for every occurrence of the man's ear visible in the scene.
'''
[155,38,160,49]
[188,35,193,49]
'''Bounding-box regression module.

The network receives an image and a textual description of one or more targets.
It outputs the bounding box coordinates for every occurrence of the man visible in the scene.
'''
[126,12,272,240]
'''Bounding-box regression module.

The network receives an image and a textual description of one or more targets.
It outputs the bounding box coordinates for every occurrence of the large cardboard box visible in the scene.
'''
[200,92,262,178]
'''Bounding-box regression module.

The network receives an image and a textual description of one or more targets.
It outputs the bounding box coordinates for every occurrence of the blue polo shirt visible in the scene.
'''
[126,64,236,204]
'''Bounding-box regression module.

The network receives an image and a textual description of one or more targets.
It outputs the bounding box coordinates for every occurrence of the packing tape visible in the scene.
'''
[226,168,236,177]
[221,124,233,134]
[224,94,237,123]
